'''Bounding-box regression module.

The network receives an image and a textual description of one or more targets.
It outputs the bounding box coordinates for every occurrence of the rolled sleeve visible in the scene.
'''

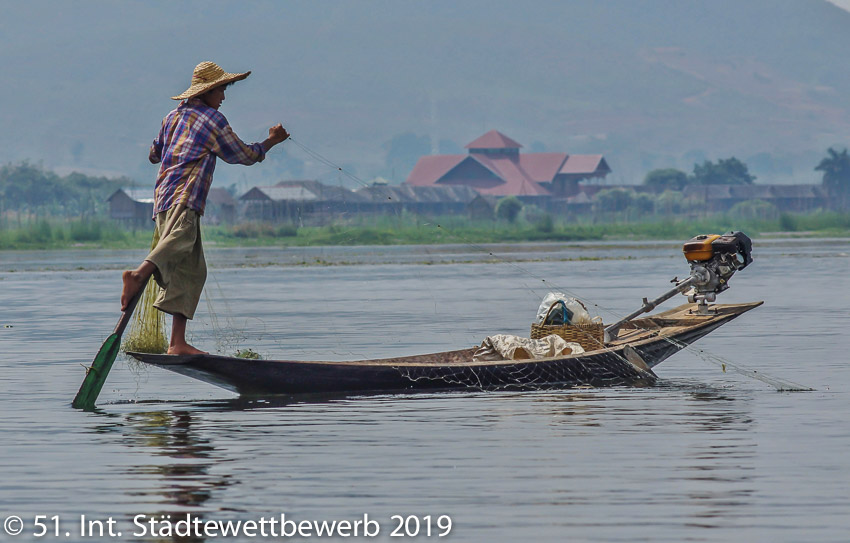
[149,139,163,164]
[212,125,266,165]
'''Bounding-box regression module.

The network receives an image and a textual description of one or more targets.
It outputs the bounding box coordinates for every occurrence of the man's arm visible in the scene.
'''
[211,123,289,165]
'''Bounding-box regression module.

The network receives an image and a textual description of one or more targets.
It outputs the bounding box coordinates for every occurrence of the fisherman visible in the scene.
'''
[120,61,289,355]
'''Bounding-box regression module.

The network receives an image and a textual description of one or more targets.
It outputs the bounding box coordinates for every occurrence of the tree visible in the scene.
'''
[816,147,850,210]
[815,147,850,193]
[0,161,126,214]
[655,190,686,215]
[593,188,633,213]
[631,192,655,215]
[643,168,688,190]
[691,157,755,185]
[495,196,523,223]
[729,199,779,221]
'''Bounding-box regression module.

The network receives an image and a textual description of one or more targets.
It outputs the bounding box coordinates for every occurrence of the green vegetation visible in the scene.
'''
[495,196,523,223]
[235,348,262,359]
[2,208,849,252]
[0,162,128,216]
[691,157,755,185]
[815,147,850,191]
[2,152,850,253]
[643,168,688,190]
[815,147,850,210]
[0,216,149,249]
[728,199,779,221]
[643,157,755,188]
[201,211,850,247]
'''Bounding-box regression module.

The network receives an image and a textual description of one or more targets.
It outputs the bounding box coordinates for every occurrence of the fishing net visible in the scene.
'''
[122,225,168,354]
[395,345,658,391]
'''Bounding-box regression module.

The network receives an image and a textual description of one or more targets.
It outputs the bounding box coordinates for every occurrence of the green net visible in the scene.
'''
[122,226,168,354]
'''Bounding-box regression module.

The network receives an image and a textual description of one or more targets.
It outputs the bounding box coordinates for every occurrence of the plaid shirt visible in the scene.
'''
[149,99,265,217]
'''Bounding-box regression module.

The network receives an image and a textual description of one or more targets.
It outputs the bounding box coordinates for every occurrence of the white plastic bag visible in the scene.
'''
[535,292,594,325]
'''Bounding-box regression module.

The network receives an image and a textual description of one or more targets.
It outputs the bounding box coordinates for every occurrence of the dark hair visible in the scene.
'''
[200,82,233,98]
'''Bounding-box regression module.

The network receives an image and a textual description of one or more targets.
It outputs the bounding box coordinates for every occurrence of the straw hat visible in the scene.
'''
[171,61,251,101]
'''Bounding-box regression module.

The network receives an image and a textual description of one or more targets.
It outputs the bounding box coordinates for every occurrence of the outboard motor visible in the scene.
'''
[682,231,753,307]
[604,231,753,342]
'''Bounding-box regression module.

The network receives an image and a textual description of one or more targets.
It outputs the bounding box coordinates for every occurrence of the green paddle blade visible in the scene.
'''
[72,288,142,410]
[72,333,122,410]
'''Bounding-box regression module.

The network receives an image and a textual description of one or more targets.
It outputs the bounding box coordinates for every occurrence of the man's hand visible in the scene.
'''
[269,123,289,144]
[262,123,290,153]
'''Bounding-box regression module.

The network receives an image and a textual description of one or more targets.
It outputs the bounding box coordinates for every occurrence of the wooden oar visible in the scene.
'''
[72,203,186,410]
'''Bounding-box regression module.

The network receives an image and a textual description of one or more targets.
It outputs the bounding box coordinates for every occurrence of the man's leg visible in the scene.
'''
[168,313,207,355]
[121,260,157,311]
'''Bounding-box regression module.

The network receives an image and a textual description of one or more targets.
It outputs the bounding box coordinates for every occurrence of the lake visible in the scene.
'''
[0,238,848,542]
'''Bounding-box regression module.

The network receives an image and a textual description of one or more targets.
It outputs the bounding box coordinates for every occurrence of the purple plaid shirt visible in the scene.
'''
[149,99,265,217]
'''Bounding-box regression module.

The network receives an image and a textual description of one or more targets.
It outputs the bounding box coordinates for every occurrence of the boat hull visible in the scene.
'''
[128,302,761,396]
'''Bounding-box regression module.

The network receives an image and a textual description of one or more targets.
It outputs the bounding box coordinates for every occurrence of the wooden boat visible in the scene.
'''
[128,301,761,396]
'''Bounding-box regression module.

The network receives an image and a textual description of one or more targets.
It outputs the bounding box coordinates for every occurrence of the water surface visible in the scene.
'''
[1,239,848,542]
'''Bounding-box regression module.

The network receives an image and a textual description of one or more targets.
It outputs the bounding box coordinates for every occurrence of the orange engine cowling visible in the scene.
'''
[683,234,721,262]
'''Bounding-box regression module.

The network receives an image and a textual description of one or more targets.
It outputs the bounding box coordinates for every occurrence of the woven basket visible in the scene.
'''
[531,303,605,351]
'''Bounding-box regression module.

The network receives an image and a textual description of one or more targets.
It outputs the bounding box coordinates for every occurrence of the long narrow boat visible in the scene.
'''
[128,301,761,396]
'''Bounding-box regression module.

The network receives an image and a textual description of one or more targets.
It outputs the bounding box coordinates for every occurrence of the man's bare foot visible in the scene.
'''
[167,343,208,356]
[121,270,145,311]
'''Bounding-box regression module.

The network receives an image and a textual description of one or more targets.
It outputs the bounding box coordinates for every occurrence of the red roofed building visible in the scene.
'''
[405,130,611,197]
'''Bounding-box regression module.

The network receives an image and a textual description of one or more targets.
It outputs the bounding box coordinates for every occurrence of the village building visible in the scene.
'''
[355,184,479,216]
[683,184,827,213]
[205,187,237,225]
[239,180,368,224]
[108,187,238,227]
[405,130,611,198]
[106,188,154,228]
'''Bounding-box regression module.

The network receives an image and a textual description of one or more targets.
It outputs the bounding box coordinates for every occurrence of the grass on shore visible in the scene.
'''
[203,211,850,247]
[0,218,153,250]
[1,211,849,251]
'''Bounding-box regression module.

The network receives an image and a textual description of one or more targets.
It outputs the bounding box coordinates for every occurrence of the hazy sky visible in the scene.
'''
[2,0,849,188]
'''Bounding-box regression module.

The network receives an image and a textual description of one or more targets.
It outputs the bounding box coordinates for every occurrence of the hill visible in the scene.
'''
[1,0,849,188]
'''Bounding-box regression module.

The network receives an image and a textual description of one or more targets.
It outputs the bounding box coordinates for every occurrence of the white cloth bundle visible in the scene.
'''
[473,334,585,362]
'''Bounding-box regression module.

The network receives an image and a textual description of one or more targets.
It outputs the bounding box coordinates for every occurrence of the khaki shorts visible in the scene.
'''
[145,207,206,319]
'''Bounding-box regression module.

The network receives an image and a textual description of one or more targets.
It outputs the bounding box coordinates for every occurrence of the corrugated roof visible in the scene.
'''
[731,185,772,199]
[472,155,551,196]
[356,184,478,204]
[559,155,608,175]
[275,179,365,202]
[207,187,236,206]
[405,155,466,186]
[465,130,523,149]
[769,185,823,198]
[684,184,825,201]
[406,153,560,196]
[111,188,155,204]
[519,153,569,182]
[405,134,609,197]
[241,186,318,201]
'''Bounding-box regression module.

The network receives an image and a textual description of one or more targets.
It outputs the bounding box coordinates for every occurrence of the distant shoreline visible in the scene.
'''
[1,213,849,252]
[1,230,848,274]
